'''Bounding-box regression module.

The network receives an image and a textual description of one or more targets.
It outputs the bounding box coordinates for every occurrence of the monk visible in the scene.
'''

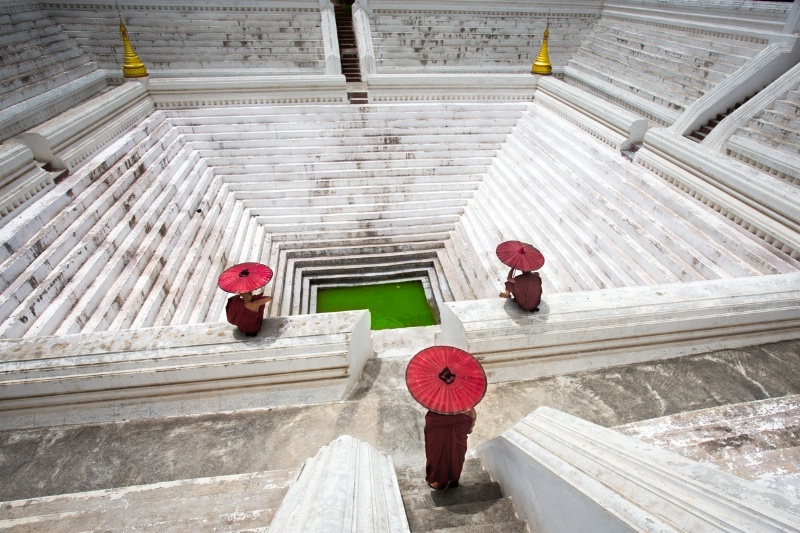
[499,267,541,312]
[424,408,477,490]
[225,291,272,336]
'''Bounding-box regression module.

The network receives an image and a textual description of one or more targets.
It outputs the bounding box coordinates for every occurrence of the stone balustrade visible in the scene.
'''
[267,435,410,532]
[477,406,800,533]
[536,76,648,150]
[21,82,153,172]
[0,140,64,220]
[0,310,372,429]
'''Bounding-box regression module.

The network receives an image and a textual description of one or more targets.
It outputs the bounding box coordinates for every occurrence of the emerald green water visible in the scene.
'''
[316,280,436,330]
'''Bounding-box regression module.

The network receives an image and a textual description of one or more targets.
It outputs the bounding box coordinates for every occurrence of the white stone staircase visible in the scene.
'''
[0,3,107,141]
[726,84,800,185]
[369,8,596,74]
[43,2,327,75]
[565,16,766,124]
[456,101,800,298]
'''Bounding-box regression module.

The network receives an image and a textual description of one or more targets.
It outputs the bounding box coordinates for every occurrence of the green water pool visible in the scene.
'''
[316,280,437,330]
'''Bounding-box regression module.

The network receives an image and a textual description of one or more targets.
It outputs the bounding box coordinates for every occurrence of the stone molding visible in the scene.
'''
[438,272,800,383]
[477,406,800,533]
[0,310,373,429]
[364,73,537,102]
[267,435,410,533]
[147,75,348,107]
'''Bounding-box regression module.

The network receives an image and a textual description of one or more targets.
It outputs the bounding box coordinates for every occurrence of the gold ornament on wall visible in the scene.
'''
[532,21,552,76]
[119,17,148,78]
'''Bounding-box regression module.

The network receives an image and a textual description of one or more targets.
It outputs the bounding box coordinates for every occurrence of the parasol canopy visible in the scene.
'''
[218,262,273,293]
[406,346,487,415]
[496,240,545,272]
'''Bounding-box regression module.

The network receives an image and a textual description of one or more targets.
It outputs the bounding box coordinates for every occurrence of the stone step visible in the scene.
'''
[592,27,757,68]
[198,148,499,165]
[596,19,763,57]
[0,62,98,109]
[573,39,731,91]
[585,31,746,73]
[395,459,490,493]
[568,57,694,110]
[406,497,519,532]
[750,115,800,143]
[426,522,528,533]
[0,469,296,532]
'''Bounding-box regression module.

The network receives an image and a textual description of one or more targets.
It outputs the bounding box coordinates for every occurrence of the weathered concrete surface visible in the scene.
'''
[0,337,798,503]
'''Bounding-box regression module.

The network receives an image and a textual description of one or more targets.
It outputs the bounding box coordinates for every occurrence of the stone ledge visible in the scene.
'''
[0,310,372,429]
[477,406,800,533]
[438,273,800,383]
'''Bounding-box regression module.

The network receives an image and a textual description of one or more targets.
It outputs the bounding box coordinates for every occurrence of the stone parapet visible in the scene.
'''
[477,406,800,533]
[0,310,373,429]
[438,272,800,383]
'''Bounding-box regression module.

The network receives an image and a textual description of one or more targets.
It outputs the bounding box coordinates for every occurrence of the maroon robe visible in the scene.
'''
[505,272,542,312]
[424,411,473,487]
[226,296,265,334]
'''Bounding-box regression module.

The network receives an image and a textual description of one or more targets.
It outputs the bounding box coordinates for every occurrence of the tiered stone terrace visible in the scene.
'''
[0,4,108,140]
[565,17,767,125]
[2,100,798,341]
[44,3,326,75]
[369,9,596,73]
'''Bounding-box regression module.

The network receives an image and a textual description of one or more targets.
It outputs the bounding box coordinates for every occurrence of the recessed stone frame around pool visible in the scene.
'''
[274,250,450,322]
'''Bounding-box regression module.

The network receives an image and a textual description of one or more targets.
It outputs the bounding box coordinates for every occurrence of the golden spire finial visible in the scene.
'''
[531,21,552,76]
[119,13,148,78]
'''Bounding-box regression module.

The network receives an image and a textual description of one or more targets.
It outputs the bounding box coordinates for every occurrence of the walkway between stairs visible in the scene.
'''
[1,330,799,505]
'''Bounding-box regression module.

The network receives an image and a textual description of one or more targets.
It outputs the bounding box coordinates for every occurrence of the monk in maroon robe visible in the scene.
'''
[226,291,272,336]
[499,268,541,312]
[424,408,477,489]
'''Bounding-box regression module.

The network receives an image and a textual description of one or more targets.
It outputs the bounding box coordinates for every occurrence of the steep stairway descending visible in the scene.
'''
[687,97,751,143]
[334,1,360,83]
[396,458,528,532]
[615,395,800,502]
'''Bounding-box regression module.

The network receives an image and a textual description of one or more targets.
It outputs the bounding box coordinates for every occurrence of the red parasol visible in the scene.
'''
[406,346,487,415]
[496,240,545,272]
[218,262,273,293]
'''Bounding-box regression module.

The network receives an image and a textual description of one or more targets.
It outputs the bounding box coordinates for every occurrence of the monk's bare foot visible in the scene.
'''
[428,481,446,490]
[499,292,509,298]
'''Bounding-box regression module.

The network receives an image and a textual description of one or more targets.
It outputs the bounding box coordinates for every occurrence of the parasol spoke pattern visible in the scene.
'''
[218,262,273,293]
[406,346,487,415]
[496,240,545,272]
